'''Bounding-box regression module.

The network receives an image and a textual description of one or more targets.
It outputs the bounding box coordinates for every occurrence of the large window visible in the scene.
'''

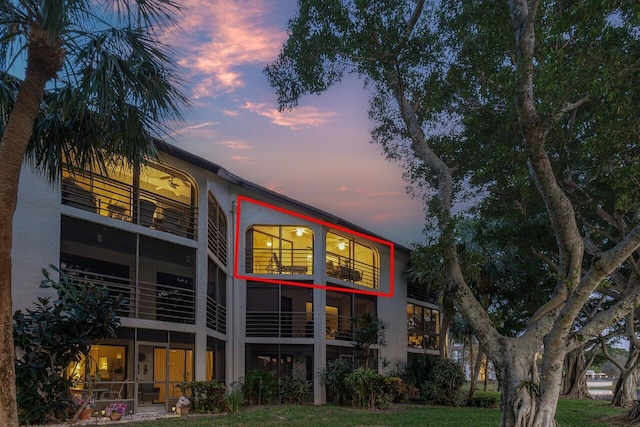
[246,282,313,338]
[61,216,196,324]
[62,162,197,239]
[325,290,377,341]
[245,226,313,275]
[207,259,227,333]
[67,345,129,401]
[326,232,378,288]
[245,344,314,384]
[407,303,440,350]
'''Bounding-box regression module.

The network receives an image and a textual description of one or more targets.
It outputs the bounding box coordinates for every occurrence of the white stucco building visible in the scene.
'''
[12,142,440,412]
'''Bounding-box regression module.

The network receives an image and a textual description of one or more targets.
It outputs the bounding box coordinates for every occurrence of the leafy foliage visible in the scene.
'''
[319,358,353,405]
[420,358,465,406]
[278,369,312,404]
[466,394,499,409]
[13,266,122,425]
[179,380,227,414]
[241,369,278,405]
[225,381,245,413]
[344,367,386,409]
[352,311,387,368]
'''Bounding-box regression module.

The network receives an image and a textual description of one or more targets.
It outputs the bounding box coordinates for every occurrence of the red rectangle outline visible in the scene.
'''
[233,195,394,298]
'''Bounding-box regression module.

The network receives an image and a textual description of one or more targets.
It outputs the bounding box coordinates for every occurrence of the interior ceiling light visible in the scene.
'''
[296,228,304,236]
[338,242,346,251]
[266,241,272,247]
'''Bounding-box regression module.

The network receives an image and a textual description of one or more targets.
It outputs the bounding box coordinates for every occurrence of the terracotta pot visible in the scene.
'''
[179,407,190,416]
[79,408,92,420]
[110,413,123,421]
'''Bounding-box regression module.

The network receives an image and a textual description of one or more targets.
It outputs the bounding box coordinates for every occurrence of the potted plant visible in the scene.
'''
[105,401,127,421]
[73,394,95,420]
[176,395,191,416]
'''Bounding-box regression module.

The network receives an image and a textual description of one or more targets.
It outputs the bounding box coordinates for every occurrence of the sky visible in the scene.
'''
[161,0,427,247]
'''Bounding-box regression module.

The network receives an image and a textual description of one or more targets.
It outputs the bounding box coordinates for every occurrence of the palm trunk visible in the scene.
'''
[0,24,63,427]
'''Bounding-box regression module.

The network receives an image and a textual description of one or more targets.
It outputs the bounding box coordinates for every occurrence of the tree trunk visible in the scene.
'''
[494,347,537,427]
[469,347,484,401]
[562,347,593,399]
[612,367,639,408]
[0,23,63,427]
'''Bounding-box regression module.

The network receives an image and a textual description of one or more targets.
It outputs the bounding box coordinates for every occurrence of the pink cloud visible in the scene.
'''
[219,140,252,150]
[169,121,218,138]
[241,102,337,129]
[231,156,256,164]
[169,0,285,96]
[223,109,239,116]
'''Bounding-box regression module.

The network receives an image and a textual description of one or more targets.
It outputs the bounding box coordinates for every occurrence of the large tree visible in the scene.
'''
[0,1,187,425]
[266,1,640,426]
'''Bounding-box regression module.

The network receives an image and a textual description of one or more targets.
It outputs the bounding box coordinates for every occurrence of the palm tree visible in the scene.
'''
[0,1,188,424]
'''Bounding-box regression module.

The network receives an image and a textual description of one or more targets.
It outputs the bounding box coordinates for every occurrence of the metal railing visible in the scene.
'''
[246,311,313,338]
[326,314,354,341]
[246,248,313,275]
[207,217,227,263]
[62,268,196,324]
[325,251,379,289]
[62,168,197,240]
[206,296,227,334]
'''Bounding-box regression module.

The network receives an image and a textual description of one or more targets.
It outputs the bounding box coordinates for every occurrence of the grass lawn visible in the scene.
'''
[123,396,627,427]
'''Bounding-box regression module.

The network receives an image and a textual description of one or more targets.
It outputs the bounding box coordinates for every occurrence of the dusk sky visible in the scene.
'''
[162,0,427,247]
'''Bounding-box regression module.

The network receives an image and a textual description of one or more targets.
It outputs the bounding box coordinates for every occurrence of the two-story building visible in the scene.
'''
[11,142,440,413]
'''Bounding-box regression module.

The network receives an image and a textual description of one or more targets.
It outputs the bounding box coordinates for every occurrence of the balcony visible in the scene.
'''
[246,311,313,338]
[62,168,197,240]
[246,248,313,275]
[63,268,196,324]
[206,296,227,334]
[207,217,227,262]
[325,251,379,289]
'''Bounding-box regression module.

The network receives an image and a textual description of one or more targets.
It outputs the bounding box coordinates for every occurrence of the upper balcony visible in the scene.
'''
[61,164,197,240]
[326,232,379,289]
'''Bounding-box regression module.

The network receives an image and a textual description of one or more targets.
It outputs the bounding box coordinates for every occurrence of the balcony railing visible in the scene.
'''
[326,314,354,341]
[246,311,313,338]
[62,168,197,240]
[206,296,227,334]
[207,217,227,263]
[246,248,313,275]
[325,251,379,289]
[63,268,196,324]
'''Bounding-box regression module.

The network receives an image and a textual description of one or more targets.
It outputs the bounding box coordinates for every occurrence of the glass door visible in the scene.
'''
[136,342,167,411]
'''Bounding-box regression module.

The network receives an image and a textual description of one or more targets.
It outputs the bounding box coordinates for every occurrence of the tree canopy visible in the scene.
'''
[267,1,640,425]
[0,1,187,425]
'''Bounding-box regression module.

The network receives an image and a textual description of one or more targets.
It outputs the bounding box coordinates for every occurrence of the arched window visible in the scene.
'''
[246,226,313,275]
[61,161,198,239]
[326,231,378,289]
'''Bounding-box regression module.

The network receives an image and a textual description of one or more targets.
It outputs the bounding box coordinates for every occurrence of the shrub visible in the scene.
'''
[466,394,499,408]
[344,367,385,409]
[420,358,465,406]
[319,358,353,405]
[179,380,227,413]
[225,381,244,413]
[384,376,408,403]
[242,369,277,405]
[278,369,312,404]
[13,266,122,425]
